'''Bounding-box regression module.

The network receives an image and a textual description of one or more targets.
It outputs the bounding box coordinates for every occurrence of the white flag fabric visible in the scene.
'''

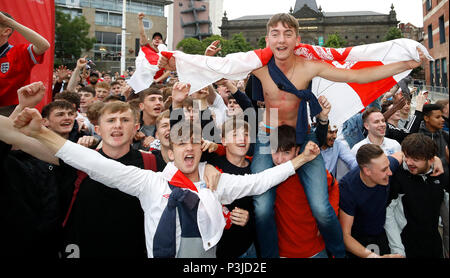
[127,44,168,94]
[160,38,432,126]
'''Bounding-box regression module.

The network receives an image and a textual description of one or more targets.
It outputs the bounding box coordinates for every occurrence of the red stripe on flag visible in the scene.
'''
[141,44,159,65]
[347,61,398,107]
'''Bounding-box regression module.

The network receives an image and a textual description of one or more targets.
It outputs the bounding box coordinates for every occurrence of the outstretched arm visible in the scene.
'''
[315,48,426,84]
[217,141,320,204]
[0,12,50,56]
[13,108,158,197]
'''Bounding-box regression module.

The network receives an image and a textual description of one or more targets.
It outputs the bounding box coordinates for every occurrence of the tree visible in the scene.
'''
[55,9,96,65]
[222,33,253,55]
[257,36,267,49]
[176,37,204,54]
[176,33,254,56]
[383,27,403,41]
[323,33,347,48]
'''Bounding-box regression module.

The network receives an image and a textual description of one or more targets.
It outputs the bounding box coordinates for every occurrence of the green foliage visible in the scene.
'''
[176,33,254,56]
[257,36,267,49]
[383,27,403,41]
[323,33,347,48]
[222,33,253,55]
[176,37,204,54]
[55,9,96,63]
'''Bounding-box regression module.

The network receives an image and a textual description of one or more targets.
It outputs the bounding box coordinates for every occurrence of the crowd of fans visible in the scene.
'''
[0,10,448,259]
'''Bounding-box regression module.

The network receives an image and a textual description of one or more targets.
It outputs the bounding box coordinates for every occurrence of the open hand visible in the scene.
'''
[204,40,222,56]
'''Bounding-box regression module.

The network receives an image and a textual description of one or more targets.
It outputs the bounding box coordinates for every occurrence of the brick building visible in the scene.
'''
[423,0,449,90]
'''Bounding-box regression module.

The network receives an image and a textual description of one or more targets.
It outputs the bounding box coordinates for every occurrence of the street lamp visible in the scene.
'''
[121,0,126,75]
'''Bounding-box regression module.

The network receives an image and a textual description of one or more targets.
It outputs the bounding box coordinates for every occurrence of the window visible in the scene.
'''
[441,58,448,88]
[426,0,432,11]
[143,19,153,30]
[94,31,121,61]
[439,16,446,43]
[430,61,434,86]
[59,7,82,19]
[95,11,122,27]
[428,24,433,49]
[435,60,441,86]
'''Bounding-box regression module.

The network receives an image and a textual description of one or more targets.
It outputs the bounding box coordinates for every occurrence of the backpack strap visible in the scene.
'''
[62,170,88,227]
[141,151,157,171]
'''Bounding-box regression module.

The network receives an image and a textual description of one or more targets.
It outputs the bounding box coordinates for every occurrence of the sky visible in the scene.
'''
[222,0,424,27]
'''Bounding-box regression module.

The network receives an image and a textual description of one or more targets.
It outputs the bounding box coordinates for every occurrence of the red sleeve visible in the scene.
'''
[326,171,340,216]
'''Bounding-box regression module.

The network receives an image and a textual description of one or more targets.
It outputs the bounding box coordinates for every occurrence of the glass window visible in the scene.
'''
[428,24,433,49]
[439,16,446,44]
[430,60,434,86]
[95,11,122,27]
[435,60,441,86]
[426,0,432,11]
[441,58,448,88]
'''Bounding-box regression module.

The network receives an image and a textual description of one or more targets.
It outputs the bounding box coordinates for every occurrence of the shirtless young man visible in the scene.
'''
[158,13,425,258]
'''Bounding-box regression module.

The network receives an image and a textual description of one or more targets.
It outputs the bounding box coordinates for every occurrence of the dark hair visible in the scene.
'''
[54,90,81,110]
[41,100,76,119]
[79,86,95,96]
[362,107,381,123]
[110,81,121,87]
[273,125,297,152]
[423,104,442,117]
[401,133,437,161]
[356,144,384,169]
[152,32,163,40]
[138,87,163,102]
[221,116,249,138]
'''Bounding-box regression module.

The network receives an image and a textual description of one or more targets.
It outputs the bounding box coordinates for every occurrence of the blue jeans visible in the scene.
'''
[251,128,346,258]
[239,243,257,258]
[310,249,328,258]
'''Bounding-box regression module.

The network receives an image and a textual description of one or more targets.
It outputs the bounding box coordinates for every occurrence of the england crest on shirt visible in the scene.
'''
[1,62,9,74]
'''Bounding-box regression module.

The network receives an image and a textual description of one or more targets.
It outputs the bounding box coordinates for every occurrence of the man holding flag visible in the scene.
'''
[0,11,50,115]
[156,12,429,258]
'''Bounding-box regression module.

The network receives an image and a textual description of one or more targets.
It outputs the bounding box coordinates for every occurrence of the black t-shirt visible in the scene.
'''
[61,148,147,258]
[206,154,256,258]
[390,166,446,257]
[0,141,76,258]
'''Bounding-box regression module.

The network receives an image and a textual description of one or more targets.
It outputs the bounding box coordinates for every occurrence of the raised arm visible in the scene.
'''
[137,12,149,46]
[0,11,50,56]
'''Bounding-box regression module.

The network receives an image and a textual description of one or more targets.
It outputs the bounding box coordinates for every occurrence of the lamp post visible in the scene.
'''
[121,0,127,75]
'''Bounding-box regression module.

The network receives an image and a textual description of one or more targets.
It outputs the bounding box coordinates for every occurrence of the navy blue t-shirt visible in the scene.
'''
[339,156,399,237]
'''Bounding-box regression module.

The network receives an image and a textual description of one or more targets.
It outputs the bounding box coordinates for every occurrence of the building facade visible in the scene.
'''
[423,0,448,90]
[220,0,398,48]
[167,0,223,50]
[55,0,172,72]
